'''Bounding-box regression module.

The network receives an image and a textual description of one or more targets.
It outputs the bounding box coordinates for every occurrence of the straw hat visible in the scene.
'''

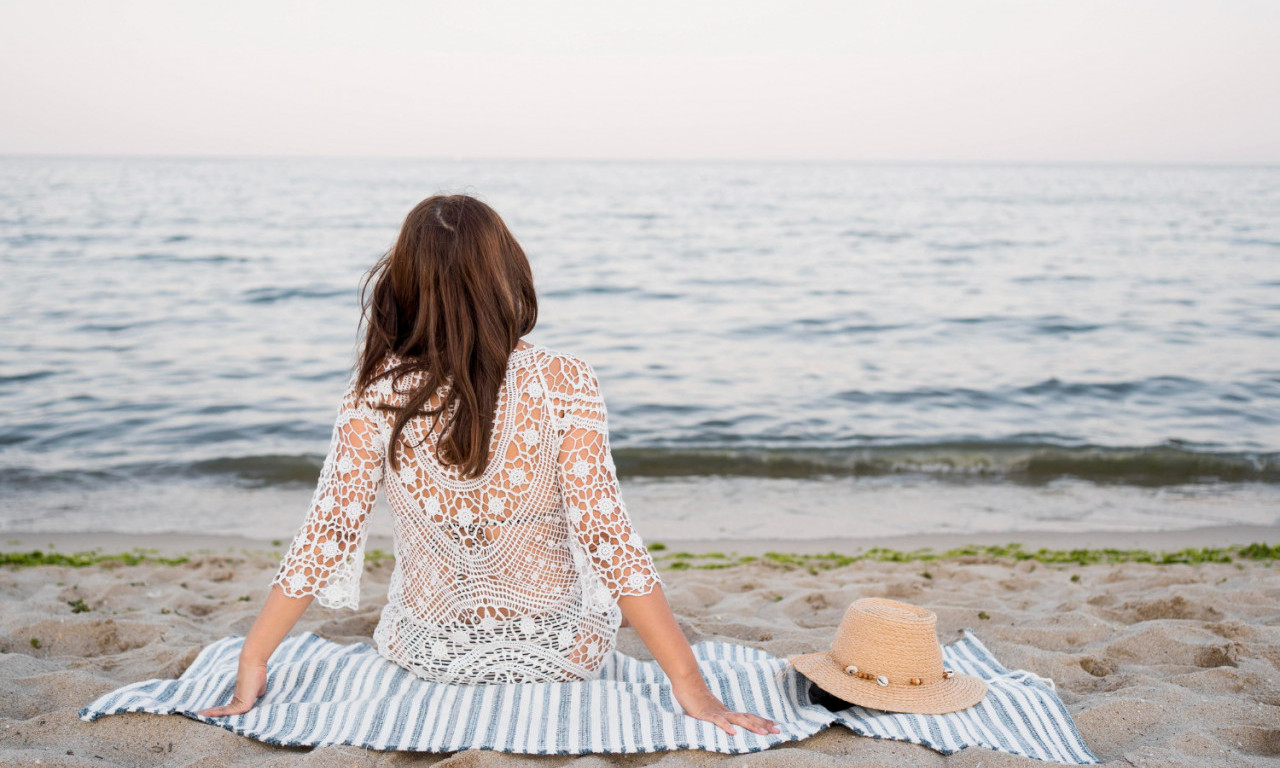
[788,598,987,714]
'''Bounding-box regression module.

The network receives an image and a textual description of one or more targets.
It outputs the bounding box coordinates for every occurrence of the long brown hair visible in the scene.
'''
[356,194,538,478]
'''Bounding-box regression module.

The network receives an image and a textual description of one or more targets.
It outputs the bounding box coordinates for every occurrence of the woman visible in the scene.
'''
[197,194,779,738]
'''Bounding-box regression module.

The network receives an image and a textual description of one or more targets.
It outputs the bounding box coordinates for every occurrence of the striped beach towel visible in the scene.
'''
[79,629,1097,763]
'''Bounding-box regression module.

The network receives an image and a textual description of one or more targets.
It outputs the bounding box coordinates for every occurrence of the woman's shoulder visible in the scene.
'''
[344,353,428,410]
[527,341,581,367]
[527,343,600,399]
[376,341,583,371]
[349,343,598,404]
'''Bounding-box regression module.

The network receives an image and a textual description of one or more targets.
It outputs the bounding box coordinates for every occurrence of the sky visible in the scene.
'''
[1,0,1277,162]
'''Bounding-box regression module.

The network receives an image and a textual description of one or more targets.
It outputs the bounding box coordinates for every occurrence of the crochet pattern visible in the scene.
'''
[272,342,664,683]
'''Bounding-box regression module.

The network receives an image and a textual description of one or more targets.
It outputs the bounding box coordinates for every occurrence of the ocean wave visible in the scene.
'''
[610,444,1280,485]
[833,375,1228,406]
[241,286,350,304]
[2,443,1275,491]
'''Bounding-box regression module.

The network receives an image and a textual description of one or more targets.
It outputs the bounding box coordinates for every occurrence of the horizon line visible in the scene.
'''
[1,152,1278,168]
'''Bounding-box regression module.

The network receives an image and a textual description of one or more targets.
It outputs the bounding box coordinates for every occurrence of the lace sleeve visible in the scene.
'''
[271,373,386,610]
[552,355,663,602]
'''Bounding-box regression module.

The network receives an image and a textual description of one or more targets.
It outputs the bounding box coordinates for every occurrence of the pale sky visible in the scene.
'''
[1,0,1277,162]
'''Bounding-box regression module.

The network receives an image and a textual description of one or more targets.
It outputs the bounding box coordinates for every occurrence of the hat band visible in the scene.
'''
[841,663,955,687]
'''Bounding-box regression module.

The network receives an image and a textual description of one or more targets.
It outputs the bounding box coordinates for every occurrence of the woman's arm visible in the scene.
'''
[197,584,312,717]
[551,354,778,736]
[618,588,779,736]
[199,373,385,717]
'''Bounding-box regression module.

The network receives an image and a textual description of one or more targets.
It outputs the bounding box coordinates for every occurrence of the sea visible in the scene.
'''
[2,157,1278,542]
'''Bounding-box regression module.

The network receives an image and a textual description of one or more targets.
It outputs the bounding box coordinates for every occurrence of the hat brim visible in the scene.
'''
[790,651,988,715]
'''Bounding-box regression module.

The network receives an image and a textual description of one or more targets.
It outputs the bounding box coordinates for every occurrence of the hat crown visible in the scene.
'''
[829,598,945,684]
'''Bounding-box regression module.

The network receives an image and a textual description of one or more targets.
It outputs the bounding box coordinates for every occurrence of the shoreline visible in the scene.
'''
[4,522,1278,562]
[7,474,1279,545]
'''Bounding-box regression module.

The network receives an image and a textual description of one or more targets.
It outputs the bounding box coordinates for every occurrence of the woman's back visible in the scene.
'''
[194,194,776,738]
[272,339,664,684]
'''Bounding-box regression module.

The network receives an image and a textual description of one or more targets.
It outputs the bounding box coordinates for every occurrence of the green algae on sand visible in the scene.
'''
[3,541,1278,573]
[647,541,1280,572]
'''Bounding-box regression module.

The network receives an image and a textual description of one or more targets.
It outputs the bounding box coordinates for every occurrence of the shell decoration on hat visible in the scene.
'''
[787,597,989,715]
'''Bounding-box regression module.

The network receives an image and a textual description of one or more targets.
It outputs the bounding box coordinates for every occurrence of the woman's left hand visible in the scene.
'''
[197,658,268,717]
[673,680,780,736]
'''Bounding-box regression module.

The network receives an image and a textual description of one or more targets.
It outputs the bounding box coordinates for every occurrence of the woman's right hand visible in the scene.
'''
[197,658,268,718]
[673,680,780,736]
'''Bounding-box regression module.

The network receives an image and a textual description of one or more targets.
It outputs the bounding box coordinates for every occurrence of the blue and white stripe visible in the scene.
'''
[828,631,1098,764]
[79,629,1096,762]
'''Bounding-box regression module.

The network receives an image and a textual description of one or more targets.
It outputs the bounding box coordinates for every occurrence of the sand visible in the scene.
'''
[1,528,1278,767]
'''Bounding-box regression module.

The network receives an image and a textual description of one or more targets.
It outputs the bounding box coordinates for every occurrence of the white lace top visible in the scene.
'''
[271,341,664,684]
